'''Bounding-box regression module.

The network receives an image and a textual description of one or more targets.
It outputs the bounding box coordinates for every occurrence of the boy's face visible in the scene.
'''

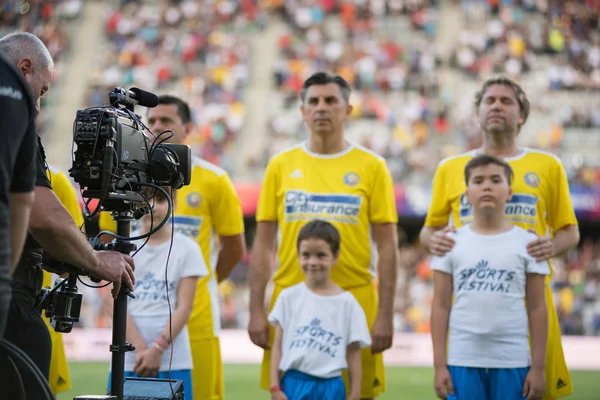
[465,164,512,212]
[298,238,339,282]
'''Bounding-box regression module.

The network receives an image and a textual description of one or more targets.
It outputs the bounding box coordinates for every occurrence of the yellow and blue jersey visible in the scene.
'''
[257,142,398,290]
[425,148,578,238]
[172,157,245,340]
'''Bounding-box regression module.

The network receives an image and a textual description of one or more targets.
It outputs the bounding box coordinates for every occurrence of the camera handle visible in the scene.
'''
[91,212,137,400]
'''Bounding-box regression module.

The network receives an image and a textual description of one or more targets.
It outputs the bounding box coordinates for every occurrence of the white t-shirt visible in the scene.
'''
[430,225,550,369]
[268,282,372,379]
[124,232,208,371]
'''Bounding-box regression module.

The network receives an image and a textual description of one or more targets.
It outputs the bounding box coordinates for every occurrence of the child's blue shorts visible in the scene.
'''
[448,365,530,400]
[282,369,346,400]
[107,369,193,400]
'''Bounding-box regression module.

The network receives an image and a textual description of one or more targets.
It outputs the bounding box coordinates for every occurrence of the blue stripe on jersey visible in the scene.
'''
[307,194,362,204]
[172,216,202,226]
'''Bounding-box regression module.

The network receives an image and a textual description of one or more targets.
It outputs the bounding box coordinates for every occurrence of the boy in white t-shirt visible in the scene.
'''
[108,188,208,399]
[268,220,371,400]
[430,154,549,400]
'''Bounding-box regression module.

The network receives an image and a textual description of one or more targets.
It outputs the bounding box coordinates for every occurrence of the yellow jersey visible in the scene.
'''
[425,148,578,236]
[257,143,398,290]
[173,157,245,340]
[45,165,84,394]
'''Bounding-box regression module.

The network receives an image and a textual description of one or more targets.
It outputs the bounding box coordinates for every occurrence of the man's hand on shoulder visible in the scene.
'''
[428,226,456,256]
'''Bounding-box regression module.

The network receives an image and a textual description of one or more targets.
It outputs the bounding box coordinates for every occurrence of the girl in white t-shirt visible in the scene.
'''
[107,188,208,399]
[268,220,371,400]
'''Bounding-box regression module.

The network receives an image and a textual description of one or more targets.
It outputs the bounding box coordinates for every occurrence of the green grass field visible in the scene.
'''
[57,363,599,399]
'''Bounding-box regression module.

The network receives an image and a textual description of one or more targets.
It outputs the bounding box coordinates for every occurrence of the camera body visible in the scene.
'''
[69,87,191,213]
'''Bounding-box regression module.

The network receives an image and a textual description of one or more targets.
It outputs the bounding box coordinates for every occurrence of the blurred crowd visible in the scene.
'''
[262,0,446,186]
[1,0,82,131]
[453,0,600,91]
[87,0,265,173]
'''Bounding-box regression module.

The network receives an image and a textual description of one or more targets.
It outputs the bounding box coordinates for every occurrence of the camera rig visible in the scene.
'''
[37,87,190,400]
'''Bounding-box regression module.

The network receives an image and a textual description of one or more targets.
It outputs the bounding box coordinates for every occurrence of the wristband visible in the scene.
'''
[160,333,171,344]
[269,385,281,393]
[152,342,166,352]
[156,336,169,349]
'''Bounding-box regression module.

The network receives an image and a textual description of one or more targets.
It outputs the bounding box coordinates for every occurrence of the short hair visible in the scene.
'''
[464,154,514,185]
[297,220,341,255]
[300,72,351,104]
[473,75,530,129]
[157,95,192,124]
[0,32,54,71]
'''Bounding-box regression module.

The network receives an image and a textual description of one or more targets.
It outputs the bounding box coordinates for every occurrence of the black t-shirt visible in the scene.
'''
[0,51,37,279]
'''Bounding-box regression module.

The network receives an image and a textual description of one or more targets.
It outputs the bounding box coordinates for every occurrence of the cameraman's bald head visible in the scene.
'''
[0,32,54,113]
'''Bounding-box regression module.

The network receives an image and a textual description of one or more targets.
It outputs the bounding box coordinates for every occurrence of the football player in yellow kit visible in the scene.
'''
[420,75,580,400]
[44,165,85,395]
[248,72,398,399]
[146,95,245,400]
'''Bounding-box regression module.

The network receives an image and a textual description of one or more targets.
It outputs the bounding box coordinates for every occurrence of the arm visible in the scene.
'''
[551,225,579,257]
[216,233,246,282]
[29,186,98,269]
[159,276,198,342]
[9,192,34,272]
[431,271,453,370]
[28,185,135,294]
[527,225,580,262]
[526,273,547,372]
[346,342,362,400]
[248,221,278,349]
[270,324,284,388]
[126,312,147,352]
[134,276,199,376]
[431,270,455,399]
[523,273,548,399]
[370,223,398,354]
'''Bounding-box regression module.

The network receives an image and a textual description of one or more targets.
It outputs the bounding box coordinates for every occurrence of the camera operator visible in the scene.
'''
[0,32,136,388]
[0,47,37,339]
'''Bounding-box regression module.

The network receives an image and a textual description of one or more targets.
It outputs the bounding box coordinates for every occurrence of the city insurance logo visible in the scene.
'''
[284,190,362,223]
[459,192,539,224]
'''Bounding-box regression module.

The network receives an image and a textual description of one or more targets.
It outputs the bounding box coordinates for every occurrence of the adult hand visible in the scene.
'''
[248,311,270,350]
[429,227,456,257]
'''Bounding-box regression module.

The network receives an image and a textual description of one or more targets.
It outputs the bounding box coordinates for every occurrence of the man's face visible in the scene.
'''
[146,104,191,144]
[22,63,52,115]
[476,84,524,136]
[466,164,512,213]
[300,83,352,136]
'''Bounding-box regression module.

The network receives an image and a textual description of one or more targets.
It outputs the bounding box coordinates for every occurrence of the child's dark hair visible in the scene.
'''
[297,220,341,255]
[464,154,514,185]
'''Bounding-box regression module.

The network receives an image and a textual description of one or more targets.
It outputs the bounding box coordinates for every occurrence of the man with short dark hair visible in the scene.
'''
[249,71,399,400]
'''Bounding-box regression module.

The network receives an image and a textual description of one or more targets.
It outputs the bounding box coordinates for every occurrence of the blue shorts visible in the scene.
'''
[448,366,529,400]
[107,369,193,400]
[282,370,346,400]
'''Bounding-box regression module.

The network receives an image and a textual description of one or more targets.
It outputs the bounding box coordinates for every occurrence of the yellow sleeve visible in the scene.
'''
[99,211,117,233]
[424,162,451,227]
[211,173,245,236]
[49,171,85,228]
[256,158,280,222]
[547,159,578,233]
[369,159,398,223]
